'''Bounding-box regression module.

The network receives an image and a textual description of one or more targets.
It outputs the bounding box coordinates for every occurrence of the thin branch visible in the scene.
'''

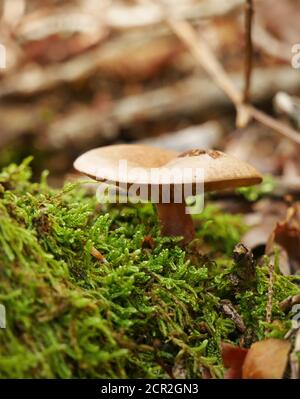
[166,18,244,109]
[249,106,300,144]
[141,0,241,106]
[244,0,254,103]
[152,9,250,128]
[148,0,300,144]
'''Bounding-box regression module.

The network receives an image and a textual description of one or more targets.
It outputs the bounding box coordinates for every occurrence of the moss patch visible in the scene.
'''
[0,159,299,378]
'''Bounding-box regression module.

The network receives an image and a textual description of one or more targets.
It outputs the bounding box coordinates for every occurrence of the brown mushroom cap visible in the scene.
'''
[74,144,262,244]
[73,144,177,185]
[74,144,262,191]
[167,149,262,191]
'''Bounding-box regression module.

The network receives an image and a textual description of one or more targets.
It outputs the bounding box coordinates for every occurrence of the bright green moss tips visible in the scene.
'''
[0,159,299,378]
[193,205,248,255]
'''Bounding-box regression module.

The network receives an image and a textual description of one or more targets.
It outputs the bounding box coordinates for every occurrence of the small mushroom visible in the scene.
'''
[74,145,262,244]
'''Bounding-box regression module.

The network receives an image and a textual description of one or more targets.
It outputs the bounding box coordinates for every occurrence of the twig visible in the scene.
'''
[156,11,253,128]
[148,0,300,144]
[274,92,300,130]
[243,0,254,104]
[142,0,241,105]
[161,16,242,108]
[266,263,274,324]
[248,106,300,144]
[219,299,246,332]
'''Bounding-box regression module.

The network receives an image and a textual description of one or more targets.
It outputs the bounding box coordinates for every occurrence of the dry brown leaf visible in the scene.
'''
[221,342,248,379]
[242,339,291,379]
[267,202,300,273]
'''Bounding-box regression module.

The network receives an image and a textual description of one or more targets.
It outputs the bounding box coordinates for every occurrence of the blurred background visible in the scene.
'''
[0,0,300,187]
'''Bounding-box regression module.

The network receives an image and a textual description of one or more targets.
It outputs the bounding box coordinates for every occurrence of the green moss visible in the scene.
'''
[0,159,299,378]
[237,175,276,202]
[193,205,248,255]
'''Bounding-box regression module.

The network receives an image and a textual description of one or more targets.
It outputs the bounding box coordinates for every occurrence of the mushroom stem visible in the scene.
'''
[156,202,195,244]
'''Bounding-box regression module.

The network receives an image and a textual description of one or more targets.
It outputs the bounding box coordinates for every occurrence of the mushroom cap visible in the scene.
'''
[168,149,262,191]
[74,144,262,192]
[73,144,177,184]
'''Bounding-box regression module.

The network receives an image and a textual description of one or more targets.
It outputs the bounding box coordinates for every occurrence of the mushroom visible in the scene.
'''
[74,145,262,244]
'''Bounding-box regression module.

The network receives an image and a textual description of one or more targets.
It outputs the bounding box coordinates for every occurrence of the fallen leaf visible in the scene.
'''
[242,339,291,379]
[221,342,248,379]
[267,202,300,273]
